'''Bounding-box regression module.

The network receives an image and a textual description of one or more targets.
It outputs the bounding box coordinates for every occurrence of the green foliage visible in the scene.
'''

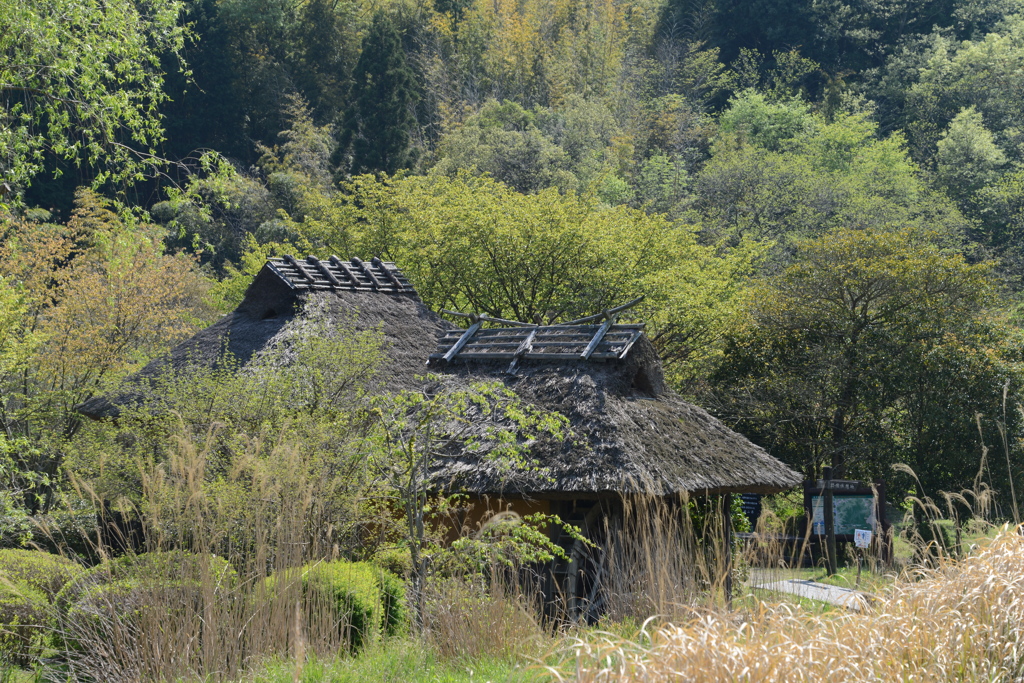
[56,551,238,654]
[0,550,83,601]
[284,171,754,387]
[269,560,407,650]
[366,377,567,625]
[0,579,49,666]
[434,100,576,193]
[935,107,1007,205]
[634,155,688,215]
[246,639,525,683]
[375,569,409,638]
[68,303,385,557]
[874,12,1024,172]
[710,226,1017,500]
[56,551,237,638]
[59,551,237,606]
[693,103,969,264]
[372,548,413,578]
[718,91,816,151]
[686,496,750,537]
[0,0,189,192]
[434,97,626,195]
[0,192,214,514]
[443,513,576,573]
[339,12,420,175]
[157,153,279,269]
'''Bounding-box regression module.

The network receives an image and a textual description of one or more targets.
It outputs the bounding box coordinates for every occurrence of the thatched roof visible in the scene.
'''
[426,327,800,496]
[78,256,800,496]
[77,256,450,419]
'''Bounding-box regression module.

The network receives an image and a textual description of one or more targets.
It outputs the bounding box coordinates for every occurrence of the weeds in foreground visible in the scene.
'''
[556,526,1024,682]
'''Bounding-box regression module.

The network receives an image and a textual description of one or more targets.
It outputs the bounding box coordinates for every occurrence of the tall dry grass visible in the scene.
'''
[556,526,1024,682]
[422,574,547,661]
[599,494,735,622]
[53,422,370,682]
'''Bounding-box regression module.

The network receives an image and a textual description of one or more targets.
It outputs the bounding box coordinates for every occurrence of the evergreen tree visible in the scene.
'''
[292,0,357,119]
[337,13,419,176]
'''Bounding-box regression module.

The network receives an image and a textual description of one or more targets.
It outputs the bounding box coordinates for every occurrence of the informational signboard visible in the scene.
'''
[803,477,891,563]
[810,494,876,536]
[854,529,872,548]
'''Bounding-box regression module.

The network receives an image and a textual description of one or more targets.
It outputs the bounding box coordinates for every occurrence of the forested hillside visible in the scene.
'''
[3,0,1024,514]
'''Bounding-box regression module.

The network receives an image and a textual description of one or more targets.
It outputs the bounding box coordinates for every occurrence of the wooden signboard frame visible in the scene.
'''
[803,477,892,566]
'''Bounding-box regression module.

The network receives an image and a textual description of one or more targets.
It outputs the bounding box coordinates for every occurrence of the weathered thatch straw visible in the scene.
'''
[78,256,800,497]
[427,334,800,496]
[77,256,451,418]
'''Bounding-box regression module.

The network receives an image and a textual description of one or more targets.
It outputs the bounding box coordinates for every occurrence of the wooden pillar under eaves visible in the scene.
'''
[721,493,733,608]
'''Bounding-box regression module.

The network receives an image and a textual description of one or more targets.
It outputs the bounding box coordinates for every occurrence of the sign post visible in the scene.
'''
[854,529,872,588]
[805,476,884,576]
[823,467,837,576]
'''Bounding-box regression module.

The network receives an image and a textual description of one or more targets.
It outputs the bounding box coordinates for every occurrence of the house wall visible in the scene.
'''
[445,495,552,543]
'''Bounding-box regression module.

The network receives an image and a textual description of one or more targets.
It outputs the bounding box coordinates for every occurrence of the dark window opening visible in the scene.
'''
[632,366,655,395]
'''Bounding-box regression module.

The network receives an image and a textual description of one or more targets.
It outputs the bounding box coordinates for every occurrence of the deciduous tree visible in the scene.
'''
[0,0,189,191]
[710,227,1016,501]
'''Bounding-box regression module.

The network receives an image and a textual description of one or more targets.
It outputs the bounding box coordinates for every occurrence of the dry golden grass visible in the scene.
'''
[422,575,548,662]
[554,527,1024,682]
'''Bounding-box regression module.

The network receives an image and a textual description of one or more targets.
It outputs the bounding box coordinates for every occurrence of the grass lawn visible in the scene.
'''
[243,639,550,683]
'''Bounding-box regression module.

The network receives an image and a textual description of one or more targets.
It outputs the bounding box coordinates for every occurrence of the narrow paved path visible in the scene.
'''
[753,578,872,610]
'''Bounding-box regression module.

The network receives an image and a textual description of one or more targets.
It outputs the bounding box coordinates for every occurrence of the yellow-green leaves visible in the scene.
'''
[280,171,755,390]
[0,0,189,192]
[761,227,993,340]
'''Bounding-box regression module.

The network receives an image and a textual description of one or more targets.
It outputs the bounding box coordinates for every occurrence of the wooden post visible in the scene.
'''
[874,478,892,567]
[823,467,837,576]
[722,493,733,608]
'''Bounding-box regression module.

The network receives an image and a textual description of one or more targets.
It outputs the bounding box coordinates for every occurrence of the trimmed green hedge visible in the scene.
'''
[0,549,84,600]
[56,551,237,652]
[372,547,412,579]
[56,550,236,609]
[267,560,407,651]
[0,579,50,666]
[377,568,408,638]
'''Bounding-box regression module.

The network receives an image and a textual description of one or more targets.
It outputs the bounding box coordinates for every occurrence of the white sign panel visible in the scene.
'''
[854,529,872,549]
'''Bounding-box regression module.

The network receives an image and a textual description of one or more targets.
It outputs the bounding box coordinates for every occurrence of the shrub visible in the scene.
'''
[56,549,236,609]
[377,568,408,637]
[0,549,84,600]
[26,510,99,561]
[55,550,238,653]
[267,560,408,651]
[0,579,50,666]
[372,547,411,578]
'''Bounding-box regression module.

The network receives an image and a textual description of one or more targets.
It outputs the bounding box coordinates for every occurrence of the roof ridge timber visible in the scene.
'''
[428,296,647,369]
[267,255,413,293]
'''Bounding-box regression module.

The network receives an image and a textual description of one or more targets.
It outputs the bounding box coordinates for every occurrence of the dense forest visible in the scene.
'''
[3,0,1024,521]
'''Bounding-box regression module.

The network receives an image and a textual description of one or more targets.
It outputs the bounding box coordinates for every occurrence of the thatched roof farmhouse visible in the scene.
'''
[80,255,800,616]
[80,255,800,498]
[78,256,448,418]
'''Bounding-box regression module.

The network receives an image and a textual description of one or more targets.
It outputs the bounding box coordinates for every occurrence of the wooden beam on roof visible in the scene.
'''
[581,312,617,360]
[351,256,384,289]
[306,255,343,287]
[266,261,298,289]
[283,254,316,283]
[329,255,362,286]
[617,328,644,359]
[442,310,538,328]
[372,257,405,291]
[441,320,482,363]
[506,328,538,374]
[558,296,645,326]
